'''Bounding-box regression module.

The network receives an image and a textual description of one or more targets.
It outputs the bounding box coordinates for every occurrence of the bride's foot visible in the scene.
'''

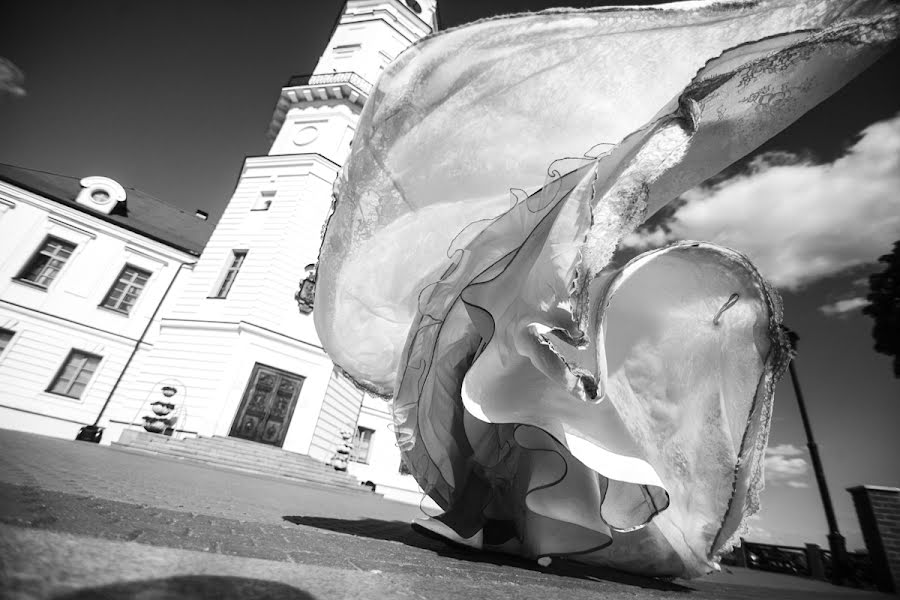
[411,517,483,550]
[482,519,522,556]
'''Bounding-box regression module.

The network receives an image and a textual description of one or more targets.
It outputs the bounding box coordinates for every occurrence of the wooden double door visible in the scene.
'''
[229,363,304,447]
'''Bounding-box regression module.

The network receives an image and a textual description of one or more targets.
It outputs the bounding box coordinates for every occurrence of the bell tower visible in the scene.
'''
[267,0,437,160]
[108,1,438,462]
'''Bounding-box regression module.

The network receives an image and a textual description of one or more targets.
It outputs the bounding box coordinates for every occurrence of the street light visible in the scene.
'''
[782,325,848,585]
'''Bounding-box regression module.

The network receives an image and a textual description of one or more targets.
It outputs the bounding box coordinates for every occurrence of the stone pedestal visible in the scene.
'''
[805,543,826,579]
[734,538,749,567]
[847,485,900,593]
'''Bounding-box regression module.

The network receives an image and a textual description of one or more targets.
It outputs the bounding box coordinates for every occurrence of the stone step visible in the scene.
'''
[122,440,347,483]
[113,430,368,494]
[113,443,372,495]
[184,436,353,474]
[191,435,329,462]
[116,430,338,470]
[199,438,347,467]
[179,438,337,471]
[119,437,349,482]
[181,439,341,470]
[113,444,367,493]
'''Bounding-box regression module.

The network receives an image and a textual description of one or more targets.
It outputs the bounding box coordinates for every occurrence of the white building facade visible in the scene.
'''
[0,166,211,440]
[102,0,438,503]
[0,0,437,505]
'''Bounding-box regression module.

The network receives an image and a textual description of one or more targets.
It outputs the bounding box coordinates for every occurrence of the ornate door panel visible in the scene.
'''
[229,364,304,447]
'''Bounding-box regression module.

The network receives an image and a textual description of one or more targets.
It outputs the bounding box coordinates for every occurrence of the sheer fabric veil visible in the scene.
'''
[314,0,898,578]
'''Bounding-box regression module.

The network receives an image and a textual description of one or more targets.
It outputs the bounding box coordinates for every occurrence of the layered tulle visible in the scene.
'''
[313,0,898,578]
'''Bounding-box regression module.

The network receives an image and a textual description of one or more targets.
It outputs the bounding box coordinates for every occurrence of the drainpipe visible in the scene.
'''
[76,261,194,443]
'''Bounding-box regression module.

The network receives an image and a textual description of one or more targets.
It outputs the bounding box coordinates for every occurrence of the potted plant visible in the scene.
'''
[150,401,174,416]
[142,416,168,434]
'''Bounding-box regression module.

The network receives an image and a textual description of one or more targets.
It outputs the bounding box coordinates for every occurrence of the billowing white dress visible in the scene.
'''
[313,0,899,578]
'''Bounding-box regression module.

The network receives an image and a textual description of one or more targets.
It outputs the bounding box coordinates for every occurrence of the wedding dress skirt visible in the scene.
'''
[313,0,899,578]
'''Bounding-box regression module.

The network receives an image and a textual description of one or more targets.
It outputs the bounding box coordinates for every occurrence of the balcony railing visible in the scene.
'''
[285,72,373,94]
[720,540,875,589]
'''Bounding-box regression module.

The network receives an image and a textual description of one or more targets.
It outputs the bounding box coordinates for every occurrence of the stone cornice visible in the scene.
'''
[266,0,436,143]
[266,72,370,142]
[243,152,341,172]
[242,153,342,186]
[344,2,433,42]
[158,318,328,355]
[0,181,197,264]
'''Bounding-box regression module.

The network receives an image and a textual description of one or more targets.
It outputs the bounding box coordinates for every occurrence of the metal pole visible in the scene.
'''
[783,327,847,585]
[76,262,192,443]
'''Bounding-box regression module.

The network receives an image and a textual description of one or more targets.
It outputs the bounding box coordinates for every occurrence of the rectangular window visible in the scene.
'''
[48,350,101,399]
[0,328,14,355]
[214,250,247,298]
[351,426,374,464]
[333,43,361,58]
[17,236,76,288]
[101,265,151,314]
[252,190,275,211]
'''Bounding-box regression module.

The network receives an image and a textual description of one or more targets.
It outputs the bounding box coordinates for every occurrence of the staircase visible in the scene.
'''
[113,430,372,495]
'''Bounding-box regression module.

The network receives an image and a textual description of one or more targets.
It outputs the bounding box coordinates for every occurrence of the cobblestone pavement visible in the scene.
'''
[0,429,888,599]
[0,429,419,525]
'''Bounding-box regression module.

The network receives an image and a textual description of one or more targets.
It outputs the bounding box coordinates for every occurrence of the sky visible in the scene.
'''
[1,1,898,551]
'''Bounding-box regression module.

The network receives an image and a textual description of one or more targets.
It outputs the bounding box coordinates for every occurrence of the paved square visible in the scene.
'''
[0,430,886,599]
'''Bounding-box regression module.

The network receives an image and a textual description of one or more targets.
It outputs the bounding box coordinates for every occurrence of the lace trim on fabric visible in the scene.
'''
[313,0,898,578]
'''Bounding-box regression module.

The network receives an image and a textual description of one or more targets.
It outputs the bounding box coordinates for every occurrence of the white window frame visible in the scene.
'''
[16,235,77,289]
[211,250,248,299]
[0,327,16,360]
[47,349,102,400]
[252,190,275,211]
[332,43,361,59]
[100,264,152,315]
[351,426,374,464]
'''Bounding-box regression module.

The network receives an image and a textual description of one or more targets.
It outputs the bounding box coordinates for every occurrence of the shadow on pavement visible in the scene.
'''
[52,575,316,600]
[283,515,693,593]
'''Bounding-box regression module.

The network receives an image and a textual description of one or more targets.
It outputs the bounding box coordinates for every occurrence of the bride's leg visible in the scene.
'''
[412,464,491,549]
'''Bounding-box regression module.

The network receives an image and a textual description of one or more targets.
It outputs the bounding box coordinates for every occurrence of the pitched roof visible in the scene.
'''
[0,163,214,255]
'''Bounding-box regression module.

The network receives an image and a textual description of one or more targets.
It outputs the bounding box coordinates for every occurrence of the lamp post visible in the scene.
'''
[782,326,847,585]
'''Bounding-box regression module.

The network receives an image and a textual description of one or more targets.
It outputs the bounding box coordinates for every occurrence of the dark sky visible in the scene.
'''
[2,1,898,549]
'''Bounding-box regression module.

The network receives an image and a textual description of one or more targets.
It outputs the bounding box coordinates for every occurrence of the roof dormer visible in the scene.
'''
[76,176,126,215]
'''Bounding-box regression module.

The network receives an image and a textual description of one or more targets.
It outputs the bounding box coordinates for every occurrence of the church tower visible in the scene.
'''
[107,1,437,478]
[267,0,437,159]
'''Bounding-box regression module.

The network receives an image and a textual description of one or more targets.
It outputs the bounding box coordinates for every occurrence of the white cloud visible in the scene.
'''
[744,515,776,542]
[764,444,810,488]
[0,57,26,97]
[819,296,869,317]
[746,526,774,542]
[764,455,808,477]
[625,114,900,289]
[622,227,669,249]
[766,443,804,457]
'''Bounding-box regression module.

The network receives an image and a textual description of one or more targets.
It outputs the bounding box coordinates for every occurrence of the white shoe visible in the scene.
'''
[411,517,483,550]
